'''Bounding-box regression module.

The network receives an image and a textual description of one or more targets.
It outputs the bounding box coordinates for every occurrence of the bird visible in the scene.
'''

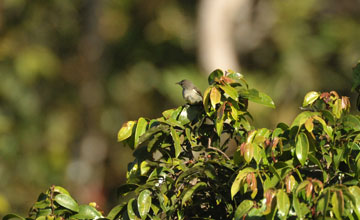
[176,79,203,104]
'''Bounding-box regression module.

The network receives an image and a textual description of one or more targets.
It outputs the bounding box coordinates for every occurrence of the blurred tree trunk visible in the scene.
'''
[197,0,274,74]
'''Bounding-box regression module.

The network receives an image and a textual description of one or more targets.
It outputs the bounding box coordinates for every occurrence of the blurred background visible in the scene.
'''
[0,0,360,216]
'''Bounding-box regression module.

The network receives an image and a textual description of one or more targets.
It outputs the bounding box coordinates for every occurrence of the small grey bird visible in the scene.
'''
[176,79,203,104]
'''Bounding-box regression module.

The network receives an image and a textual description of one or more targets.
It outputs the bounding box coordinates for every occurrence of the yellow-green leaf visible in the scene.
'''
[231,167,255,199]
[303,91,320,107]
[234,200,253,220]
[134,117,148,148]
[219,85,238,101]
[170,127,181,158]
[118,121,136,142]
[277,190,290,219]
[210,87,221,109]
[137,190,152,219]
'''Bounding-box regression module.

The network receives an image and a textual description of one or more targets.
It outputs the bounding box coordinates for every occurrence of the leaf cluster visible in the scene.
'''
[5,68,360,220]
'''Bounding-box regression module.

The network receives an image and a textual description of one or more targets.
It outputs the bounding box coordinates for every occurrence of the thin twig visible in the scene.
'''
[207,138,230,160]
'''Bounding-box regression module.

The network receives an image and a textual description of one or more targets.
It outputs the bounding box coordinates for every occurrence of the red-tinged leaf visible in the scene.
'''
[231,167,255,199]
[341,96,350,110]
[118,121,136,142]
[263,189,276,215]
[305,182,313,199]
[210,87,221,109]
[303,91,320,107]
[220,76,235,84]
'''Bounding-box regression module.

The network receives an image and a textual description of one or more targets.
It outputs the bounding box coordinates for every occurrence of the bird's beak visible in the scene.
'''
[176,81,181,85]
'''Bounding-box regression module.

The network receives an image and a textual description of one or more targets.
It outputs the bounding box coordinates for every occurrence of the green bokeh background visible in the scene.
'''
[0,0,359,216]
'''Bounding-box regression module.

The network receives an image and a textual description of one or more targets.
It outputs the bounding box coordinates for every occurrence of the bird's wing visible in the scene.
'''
[193,87,203,97]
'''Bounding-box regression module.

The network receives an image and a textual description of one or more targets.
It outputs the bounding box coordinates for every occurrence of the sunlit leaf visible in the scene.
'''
[118,121,136,142]
[210,87,221,109]
[303,91,320,107]
[296,132,309,166]
[332,191,344,220]
[219,85,238,101]
[277,190,290,219]
[234,200,253,220]
[231,167,255,199]
[134,117,148,148]
[127,198,138,220]
[332,99,342,119]
[349,186,360,218]
[137,189,152,219]
[107,203,126,220]
[71,205,102,219]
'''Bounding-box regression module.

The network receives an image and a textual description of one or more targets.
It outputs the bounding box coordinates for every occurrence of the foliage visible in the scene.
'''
[5,67,360,219]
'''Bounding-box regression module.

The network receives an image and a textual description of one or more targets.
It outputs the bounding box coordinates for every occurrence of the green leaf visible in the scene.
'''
[137,189,152,219]
[234,200,253,220]
[219,85,239,101]
[239,88,275,108]
[332,99,342,119]
[53,186,70,196]
[182,182,207,206]
[208,69,223,85]
[296,132,309,166]
[349,186,360,218]
[231,167,255,199]
[291,111,320,128]
[276,190,290,219]
[342,115,360,131]
[54,193,79,212]
[210,87,221,108]
[134,117,148,148]
[118,120,136,142]
[2,214,26,220]
[107,203,126,220]
[293,196,310,218]
[303,91,320,107]
[127,198,138,220]
[170,127,181,158]
[71,205,102,219]
[332,191,343,220]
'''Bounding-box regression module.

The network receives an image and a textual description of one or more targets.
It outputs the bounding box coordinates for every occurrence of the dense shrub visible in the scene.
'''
[5,64,360,220]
